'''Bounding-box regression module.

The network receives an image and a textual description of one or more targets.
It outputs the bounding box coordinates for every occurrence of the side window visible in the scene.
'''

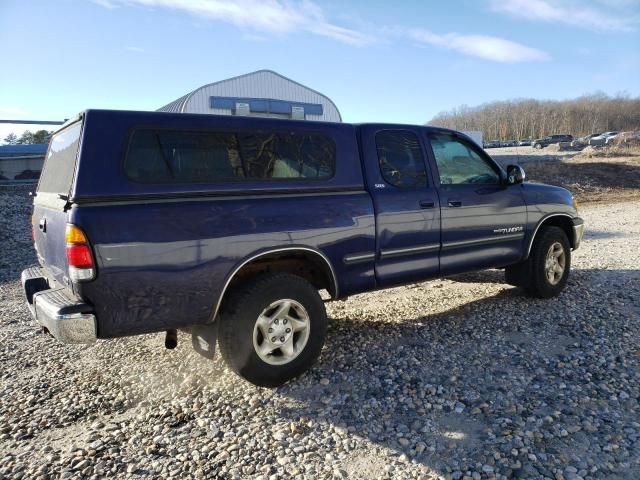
[375,130,427,188]
[125,130,242,182]
[429,133,500,185]
[239,132,335,179]
[125,129,335,183]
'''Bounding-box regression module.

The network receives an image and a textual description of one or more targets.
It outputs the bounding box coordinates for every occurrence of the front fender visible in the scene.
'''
[521,183,580,259]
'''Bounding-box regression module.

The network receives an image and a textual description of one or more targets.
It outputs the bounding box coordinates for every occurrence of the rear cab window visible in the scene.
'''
[124,129,336,183]
[375,130,427,188]
[37,121,82,196]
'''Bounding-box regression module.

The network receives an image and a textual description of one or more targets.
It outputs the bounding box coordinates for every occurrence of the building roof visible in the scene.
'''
[0,143,48,157]
[158,69,341,121]
[158,92,191,114]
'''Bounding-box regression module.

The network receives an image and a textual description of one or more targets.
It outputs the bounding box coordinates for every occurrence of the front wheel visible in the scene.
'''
[506,226,571,298]
[218,273,327,387]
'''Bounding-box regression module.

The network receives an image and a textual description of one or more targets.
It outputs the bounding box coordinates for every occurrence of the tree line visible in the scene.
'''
[428,93,640,141]
[3,130,53,145]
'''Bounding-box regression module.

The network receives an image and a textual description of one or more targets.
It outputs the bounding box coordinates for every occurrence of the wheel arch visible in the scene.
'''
[211,247,338,321]
[525,213,575,259]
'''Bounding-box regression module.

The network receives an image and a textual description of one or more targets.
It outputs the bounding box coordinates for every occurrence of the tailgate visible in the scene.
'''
[33,204,70,285]
[33,121,83,286]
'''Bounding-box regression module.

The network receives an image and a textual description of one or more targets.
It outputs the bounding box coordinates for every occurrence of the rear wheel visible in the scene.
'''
[218,273,327,387]
[506,226,571,298]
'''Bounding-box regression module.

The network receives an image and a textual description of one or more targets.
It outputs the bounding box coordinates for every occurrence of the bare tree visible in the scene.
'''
[428,93,640,140]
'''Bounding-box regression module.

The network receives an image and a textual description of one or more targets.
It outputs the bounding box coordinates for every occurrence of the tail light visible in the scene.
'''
[65,224,95,282]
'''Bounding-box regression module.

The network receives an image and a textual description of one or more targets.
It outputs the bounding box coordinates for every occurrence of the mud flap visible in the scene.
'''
[190,323,218,359]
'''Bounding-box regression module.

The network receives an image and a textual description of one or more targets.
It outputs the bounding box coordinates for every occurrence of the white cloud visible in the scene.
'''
[91,0,118,9]
[593,0,640,8]
[91,0,554,63]
[489,0,638,32]
[0,106,27,116]
[95,0,375,46]
[406,28,550,63]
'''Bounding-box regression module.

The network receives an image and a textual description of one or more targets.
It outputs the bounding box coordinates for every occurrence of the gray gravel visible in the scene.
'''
[1,184,639,480]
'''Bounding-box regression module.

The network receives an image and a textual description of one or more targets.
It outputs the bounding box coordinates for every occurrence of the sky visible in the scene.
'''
[1,0,639,142]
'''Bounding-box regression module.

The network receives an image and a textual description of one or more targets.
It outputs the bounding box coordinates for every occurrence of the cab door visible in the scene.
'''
[424,131,527,275]
[360,126,441,286]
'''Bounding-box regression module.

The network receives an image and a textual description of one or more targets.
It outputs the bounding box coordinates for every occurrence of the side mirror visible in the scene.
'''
[506,165,525,185]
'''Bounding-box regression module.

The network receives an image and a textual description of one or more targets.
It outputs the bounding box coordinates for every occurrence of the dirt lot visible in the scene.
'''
[1,185,639,480]
[489,146,640,204]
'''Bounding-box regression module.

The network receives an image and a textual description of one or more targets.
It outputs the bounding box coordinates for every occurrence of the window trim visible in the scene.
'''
[374,128,429,189]
[122,125,337,185]
[426,131,505,187]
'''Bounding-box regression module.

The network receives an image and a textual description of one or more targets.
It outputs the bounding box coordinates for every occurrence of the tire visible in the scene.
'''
[507,226,571,298]
[534,143,542,149]
[218,273,327,387]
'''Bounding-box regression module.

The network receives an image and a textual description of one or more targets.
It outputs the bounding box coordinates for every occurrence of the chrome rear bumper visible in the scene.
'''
[21,266,97,344]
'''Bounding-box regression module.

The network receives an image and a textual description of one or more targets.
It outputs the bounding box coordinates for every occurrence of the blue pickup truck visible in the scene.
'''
[22,110,584,386]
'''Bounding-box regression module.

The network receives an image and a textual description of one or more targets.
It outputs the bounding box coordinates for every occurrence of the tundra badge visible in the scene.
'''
[493,226,524,234]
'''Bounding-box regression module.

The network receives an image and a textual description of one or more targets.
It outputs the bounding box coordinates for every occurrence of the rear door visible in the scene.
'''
[360,126,441,286]
[425,131,526,275]
[33,120,83,286]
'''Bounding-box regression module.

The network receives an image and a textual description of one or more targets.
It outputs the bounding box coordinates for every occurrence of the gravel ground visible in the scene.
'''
[1,184,639,480]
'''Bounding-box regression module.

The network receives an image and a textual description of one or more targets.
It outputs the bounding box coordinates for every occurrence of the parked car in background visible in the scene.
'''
[588,131,619,146]
[518,139,532,146]
[484,140,501,148]
[501,140,518,147]
[605,133,621,145]
[614,131,640,146]
[571,133,601,147]
[531,134,573,149]
[14,169,40,180]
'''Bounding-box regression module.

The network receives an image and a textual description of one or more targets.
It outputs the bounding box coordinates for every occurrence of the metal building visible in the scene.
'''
[0,143,47,181]
[158,70,342,122]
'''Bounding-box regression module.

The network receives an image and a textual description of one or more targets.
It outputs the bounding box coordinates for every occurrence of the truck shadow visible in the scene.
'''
[274,267,640,476]
[446,268,506,284]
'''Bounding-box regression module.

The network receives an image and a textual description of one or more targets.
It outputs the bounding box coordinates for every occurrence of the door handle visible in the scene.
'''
[419,200,435,209]
[447,200,462,207]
